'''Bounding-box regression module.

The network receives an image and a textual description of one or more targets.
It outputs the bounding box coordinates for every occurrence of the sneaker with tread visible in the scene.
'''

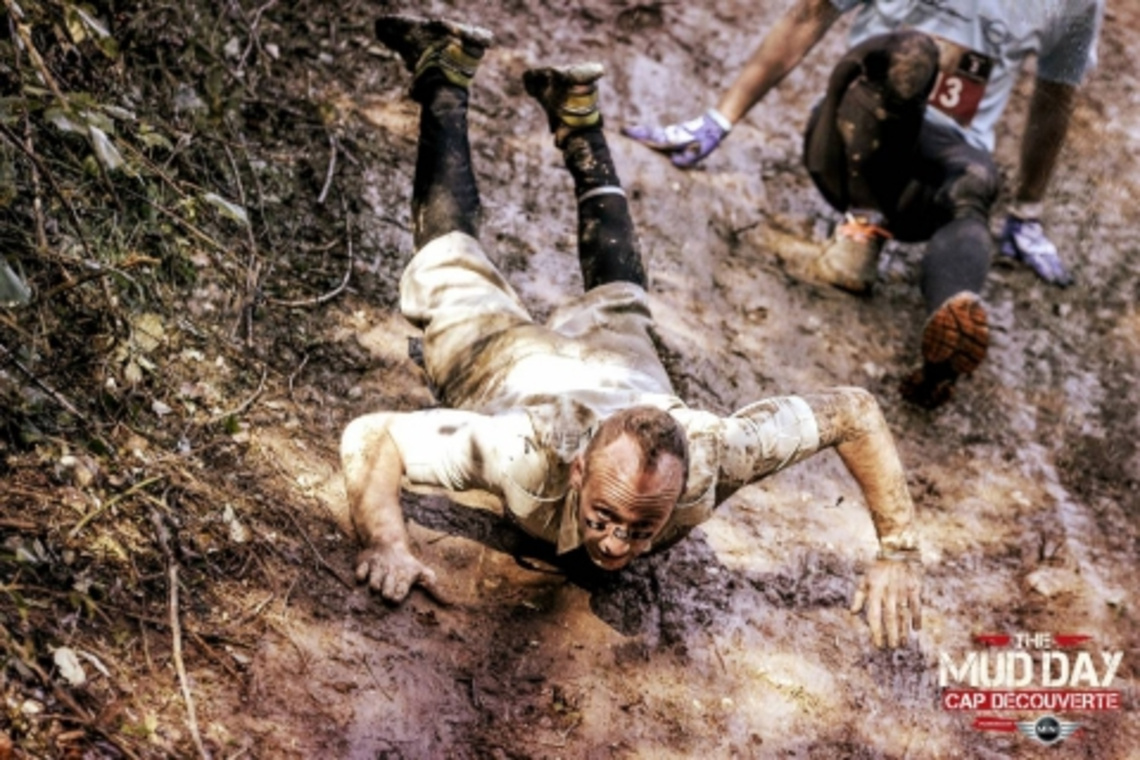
[900,291,989,409]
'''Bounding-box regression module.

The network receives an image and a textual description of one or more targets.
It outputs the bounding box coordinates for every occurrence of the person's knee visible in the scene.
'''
[852,31,939,101]
[942,161,1000,218]
[879,31,939,102]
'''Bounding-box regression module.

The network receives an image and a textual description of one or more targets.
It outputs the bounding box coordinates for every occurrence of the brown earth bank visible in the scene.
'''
[0,0,1137,758]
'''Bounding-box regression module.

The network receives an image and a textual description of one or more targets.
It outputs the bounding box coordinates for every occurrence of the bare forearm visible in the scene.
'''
[1015,79,1077,205]
[341,414,411,550]
[716,0,842,123]
[803,388,916,548]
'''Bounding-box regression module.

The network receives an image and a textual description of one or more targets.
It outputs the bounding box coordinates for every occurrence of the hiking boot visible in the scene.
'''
[900,291,989,409]
[809,211,892,295]
[374,15,493,91]
[523,63,605,146]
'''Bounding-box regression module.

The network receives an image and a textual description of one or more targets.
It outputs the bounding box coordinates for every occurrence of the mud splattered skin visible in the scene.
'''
[802,387,917,548]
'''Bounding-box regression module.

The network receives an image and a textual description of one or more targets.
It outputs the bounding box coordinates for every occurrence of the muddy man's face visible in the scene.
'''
[571,434,683,571]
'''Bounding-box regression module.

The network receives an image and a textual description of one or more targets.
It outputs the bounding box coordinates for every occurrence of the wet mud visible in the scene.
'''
[212,1,1139,757]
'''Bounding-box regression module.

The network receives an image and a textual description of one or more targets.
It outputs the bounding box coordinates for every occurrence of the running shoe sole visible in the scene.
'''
[921,292,989,376]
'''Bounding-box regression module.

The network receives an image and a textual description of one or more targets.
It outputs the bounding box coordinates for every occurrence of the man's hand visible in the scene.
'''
[999,215,1074,287]
[850,556,923,648]
[621,109,731,168]
[355,542,446,604]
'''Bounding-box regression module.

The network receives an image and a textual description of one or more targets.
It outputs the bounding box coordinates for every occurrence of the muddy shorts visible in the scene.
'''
[399,232,674,413]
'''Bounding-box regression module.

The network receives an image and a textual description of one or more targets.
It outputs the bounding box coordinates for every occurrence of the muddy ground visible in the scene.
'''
[1,0,1137,758]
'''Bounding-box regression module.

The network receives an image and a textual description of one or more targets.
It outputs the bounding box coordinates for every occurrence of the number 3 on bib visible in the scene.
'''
[928,46,994,127]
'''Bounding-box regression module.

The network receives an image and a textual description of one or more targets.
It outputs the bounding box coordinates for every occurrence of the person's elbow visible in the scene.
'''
[828,386,889,443]
[341,412,400,485]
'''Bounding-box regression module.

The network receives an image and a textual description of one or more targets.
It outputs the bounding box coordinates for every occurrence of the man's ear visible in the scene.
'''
[569,455,584,490]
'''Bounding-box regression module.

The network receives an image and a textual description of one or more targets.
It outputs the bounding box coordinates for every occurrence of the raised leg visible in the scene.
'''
[375,15,493,248]
[524,63,647,291]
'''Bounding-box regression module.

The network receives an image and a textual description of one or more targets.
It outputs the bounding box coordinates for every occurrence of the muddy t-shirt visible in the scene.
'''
[830,0,1103,151]
[387,395,820,554]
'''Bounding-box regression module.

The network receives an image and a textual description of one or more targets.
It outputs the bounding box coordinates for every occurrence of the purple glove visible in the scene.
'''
[999,215,1073,287]
[621,108,731,168]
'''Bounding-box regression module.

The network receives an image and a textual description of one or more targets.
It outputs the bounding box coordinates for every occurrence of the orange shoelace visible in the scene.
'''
[838,215,893,243]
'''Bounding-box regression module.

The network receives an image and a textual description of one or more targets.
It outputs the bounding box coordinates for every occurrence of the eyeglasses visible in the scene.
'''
[583,517,654,543]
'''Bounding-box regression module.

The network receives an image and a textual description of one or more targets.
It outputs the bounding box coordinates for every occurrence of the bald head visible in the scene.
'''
[583,405,689,494]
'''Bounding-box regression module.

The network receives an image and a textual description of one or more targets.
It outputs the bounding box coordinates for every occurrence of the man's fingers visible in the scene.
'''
[867,588,884,648]
[621,124,675,151]
[909,581,923,631]
[885,589,900,649]
[382,569,411,602]
[363,562,389,592]
[850,580,867,614]
[355,560,370,583]
[671,148,702,168]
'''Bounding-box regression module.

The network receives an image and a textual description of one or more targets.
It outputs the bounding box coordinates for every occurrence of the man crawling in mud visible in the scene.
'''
[342,16,922,648]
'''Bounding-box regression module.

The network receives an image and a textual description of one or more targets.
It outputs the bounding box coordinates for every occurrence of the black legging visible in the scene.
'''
[803,30,1000,314]
[412,73,646,290]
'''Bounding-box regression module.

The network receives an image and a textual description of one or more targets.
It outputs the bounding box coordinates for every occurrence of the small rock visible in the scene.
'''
[1025,567,1078,598]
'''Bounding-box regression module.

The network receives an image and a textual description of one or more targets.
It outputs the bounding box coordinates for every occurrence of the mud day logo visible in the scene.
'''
[939,632,1124,746]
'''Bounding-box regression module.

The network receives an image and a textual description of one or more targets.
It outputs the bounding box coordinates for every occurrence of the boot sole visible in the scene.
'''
[921,293,989,375]
[375,15,493,70]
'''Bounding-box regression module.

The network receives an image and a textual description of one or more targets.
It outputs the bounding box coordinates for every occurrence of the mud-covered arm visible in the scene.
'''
[718,387,921,647]
[1013,79,1078,208]
[341,412,443,603]
[715,0,844,123]
[801,388,916,552]
[341,409,505,603]
[801,388,921,648]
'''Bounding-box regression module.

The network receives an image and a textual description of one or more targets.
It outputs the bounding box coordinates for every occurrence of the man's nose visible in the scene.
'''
[600,532,632,557]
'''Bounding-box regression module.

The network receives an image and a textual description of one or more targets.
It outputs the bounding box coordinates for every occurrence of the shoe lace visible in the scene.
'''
[838,214,893,244]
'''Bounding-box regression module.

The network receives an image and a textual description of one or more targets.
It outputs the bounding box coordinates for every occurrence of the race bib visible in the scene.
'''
[928,37,994,127]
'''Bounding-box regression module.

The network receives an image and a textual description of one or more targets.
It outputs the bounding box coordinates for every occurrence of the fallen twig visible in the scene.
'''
[237,0,281,73]
[69,475,166,539]
[287,353,309,399]
[317,134,337,205]
[0,123,95,261]
[266,198,354,308]
[0,340,87,423]
[22,117,47,251]
[0,627,141,759]
[170,563,210,759]
[209,364,268,423]
[150,511,211,760]
[130,192,239,276]
[222,141,263,347]
[3,2,68,104]
[277,504,354,590]
[38,255,158,302]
